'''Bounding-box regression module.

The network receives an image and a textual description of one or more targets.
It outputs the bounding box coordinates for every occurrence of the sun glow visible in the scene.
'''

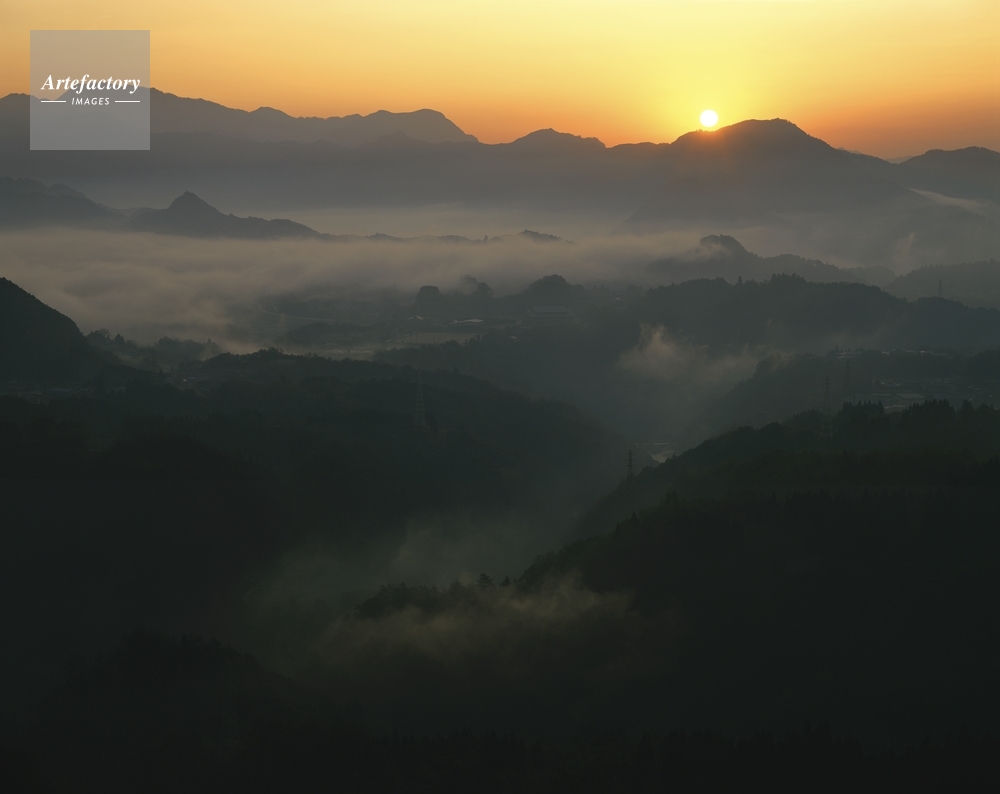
[1,2,997,153]
[700,109,719,129]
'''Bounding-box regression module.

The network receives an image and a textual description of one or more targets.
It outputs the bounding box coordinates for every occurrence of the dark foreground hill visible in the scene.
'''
[0,277,108,383]
[0,309,635,730]
[248,401,1000,747]
[2,276,1000,780]
[6,630,995,793]
[578,398,1000,536]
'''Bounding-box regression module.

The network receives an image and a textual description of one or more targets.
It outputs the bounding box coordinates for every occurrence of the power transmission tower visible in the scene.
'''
[844,358,851,404]
[624,449,636,517]
[938,279,943,299]
[822,374,832,437]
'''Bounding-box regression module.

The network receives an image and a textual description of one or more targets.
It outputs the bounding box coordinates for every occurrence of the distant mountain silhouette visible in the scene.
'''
[0,175,118,228]
[127,191,327,239]
[0,93,26,148]
[518,229,567,243]
[0,176,582,243]
[0,277,107,382]
[628,119,908,222]
[886,258,1000,308]
[668,118,884,170]
[0,177,334,240]
[1,92,997,264]
[505,128,606,153]
[149,88,477,145]
[649,234,895,286]
[898,147,1000,202]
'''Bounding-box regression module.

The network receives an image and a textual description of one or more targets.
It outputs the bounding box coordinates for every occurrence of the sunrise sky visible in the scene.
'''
[3,0,998,157]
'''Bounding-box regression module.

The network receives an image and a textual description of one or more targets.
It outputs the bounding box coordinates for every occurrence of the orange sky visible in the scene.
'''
[3,1,998,157]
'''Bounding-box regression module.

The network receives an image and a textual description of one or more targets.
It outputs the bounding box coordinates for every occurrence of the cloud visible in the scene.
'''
[251,508,579,612]
[3,203,991,350]
[316,575,640,670]
[242,572,677,733]
[617,324,760,402]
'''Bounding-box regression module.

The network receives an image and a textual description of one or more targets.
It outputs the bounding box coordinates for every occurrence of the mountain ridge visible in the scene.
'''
[1,91,997,267]
[126,191,328,239]
[1,177,586,244]
[149,88,478,146]
[649,234,896,286]
[5,90,996,157]
[0,276,108,382]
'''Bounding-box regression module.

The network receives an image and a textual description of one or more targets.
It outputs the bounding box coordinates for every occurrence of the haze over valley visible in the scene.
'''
[3,41,1000,788]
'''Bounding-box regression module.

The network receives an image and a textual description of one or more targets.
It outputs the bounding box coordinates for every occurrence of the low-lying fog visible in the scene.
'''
[0,215,967,348]
[1,226,711,345]
[267,204,635,241]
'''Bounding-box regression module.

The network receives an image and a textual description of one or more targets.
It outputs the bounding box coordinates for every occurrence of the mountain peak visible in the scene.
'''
[699,234,749,256]
[671,118,832,156]
[508,128,606,151]
[149,89,475,145]
[166,192,224,217]
[519,229,566,243]
[129,192,322,240]
[0,276,98,383]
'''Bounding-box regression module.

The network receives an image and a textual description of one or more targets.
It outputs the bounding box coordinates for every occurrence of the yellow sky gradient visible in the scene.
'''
[3,0,998,157]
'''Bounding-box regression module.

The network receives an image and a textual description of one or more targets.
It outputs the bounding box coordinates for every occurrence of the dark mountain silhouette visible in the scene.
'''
[17,633,992,794]
[627,119,909,222]
[148,88,478,145]
[693,345,1000,442]
[1,92,997,264]
[897,147,1000,202]
[505,127,606,153]
[10,628,991,793]
[637,274,1000,351]
[0,277,108,382]
[0,177,334,239]
[518,274,584,306]
[1,92,993,214]
[0,176,580,243]
[380,273,1000,446]
[0,175,118,228]
[127,191,327,239]
[518,229,567,243]
[649,234,895,285]
[886,258,1000,308]
[0,93,26,152]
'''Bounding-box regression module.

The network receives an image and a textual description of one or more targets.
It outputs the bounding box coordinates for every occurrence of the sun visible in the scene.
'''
[700,109,719,129]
